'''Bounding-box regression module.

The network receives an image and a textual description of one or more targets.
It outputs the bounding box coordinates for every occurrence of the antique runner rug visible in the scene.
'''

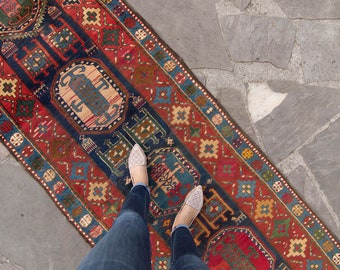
[0,0,339,269]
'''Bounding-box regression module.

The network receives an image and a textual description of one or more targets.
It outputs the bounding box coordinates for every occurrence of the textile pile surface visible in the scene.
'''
[0,0,339,269]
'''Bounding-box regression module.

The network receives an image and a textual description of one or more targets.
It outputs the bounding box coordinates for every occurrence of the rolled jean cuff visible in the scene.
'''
[131,183,150,194]
[171,224,189,235]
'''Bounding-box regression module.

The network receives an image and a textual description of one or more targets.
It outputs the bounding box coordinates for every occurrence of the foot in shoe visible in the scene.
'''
[172,204,199,229]
[128,144,148,186]
[172,185,203,230]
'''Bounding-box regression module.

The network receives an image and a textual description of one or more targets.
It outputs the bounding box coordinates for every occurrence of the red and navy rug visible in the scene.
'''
[0,0,339,269]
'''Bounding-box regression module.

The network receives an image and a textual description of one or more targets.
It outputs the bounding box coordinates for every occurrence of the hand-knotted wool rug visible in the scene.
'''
[0,0,339,269]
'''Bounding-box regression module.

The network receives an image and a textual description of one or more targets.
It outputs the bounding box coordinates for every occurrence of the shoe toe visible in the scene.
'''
[186,185,203,212]
[129,144,146,167]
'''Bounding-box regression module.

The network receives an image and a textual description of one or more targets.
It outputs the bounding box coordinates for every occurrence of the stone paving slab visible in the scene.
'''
[232,42,304,84]
[220,15,296,68]
[230,0,251,11]
[297,20,340,83]
[274,0,340,19]
[255,81,340,163]
[216,0,287,18]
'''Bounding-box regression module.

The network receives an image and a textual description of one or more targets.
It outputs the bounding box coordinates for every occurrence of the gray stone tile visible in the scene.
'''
[297,20,340,83]
[0,265,20,270]
[0,163,91,270]
[215,0,243,16]
[288,166,340,240]
[125,0,233,70]
[0,143,10,162]
[300,119,340,222]
[220,15,295,68]
[230,0,250,10]
[216,0,287,18]
[246,0,288,17]
[233,42,304,83]
[255,81,340,163]
[219,87,258,143]
[0,266,18,270]
[274,0,340,19]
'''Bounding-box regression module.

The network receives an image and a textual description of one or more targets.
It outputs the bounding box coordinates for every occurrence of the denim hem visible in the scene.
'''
[131,183,150,194]
[171,224,190,236]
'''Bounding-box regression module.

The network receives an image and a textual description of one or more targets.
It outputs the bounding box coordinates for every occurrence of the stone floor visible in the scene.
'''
[0,0,339,269]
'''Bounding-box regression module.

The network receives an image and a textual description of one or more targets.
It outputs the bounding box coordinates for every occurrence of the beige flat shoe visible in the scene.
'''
[128,144,148,186]
[172,185,204,231]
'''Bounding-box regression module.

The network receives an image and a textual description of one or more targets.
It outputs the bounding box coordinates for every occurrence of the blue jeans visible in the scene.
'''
[78,185,209,270]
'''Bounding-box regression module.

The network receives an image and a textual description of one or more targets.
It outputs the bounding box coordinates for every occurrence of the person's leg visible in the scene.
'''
[77,185,151,270]
[78,144,151,270]
[171,226,209,270]
[170,186,209,270]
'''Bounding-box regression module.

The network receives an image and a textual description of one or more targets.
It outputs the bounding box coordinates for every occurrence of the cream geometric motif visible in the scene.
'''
[43,169,56,182]
[10,133,23,147]
[79,214,93,228]
[287,238,307,258]
[88,181,109,202]
[333,253,340,265]
[198,139,219,159]
[135,29,147,41]
[82,7,101,26]
[0,78,18,97]
[171,105,191,125]
[272,181,284,193]
[254,199,274,219]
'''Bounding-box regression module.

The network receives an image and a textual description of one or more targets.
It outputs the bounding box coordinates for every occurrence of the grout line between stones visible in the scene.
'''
[0,255,25,270]
[299,112,340,149]
[299,157,340,229]
[277,113,340,230]
[278,150,340,231]
[278,112,340,173]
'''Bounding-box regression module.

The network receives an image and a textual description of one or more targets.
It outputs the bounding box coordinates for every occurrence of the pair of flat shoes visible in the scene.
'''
[128,144,203,229]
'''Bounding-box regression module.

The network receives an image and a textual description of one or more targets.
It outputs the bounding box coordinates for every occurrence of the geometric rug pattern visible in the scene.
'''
[0,0,339,269]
